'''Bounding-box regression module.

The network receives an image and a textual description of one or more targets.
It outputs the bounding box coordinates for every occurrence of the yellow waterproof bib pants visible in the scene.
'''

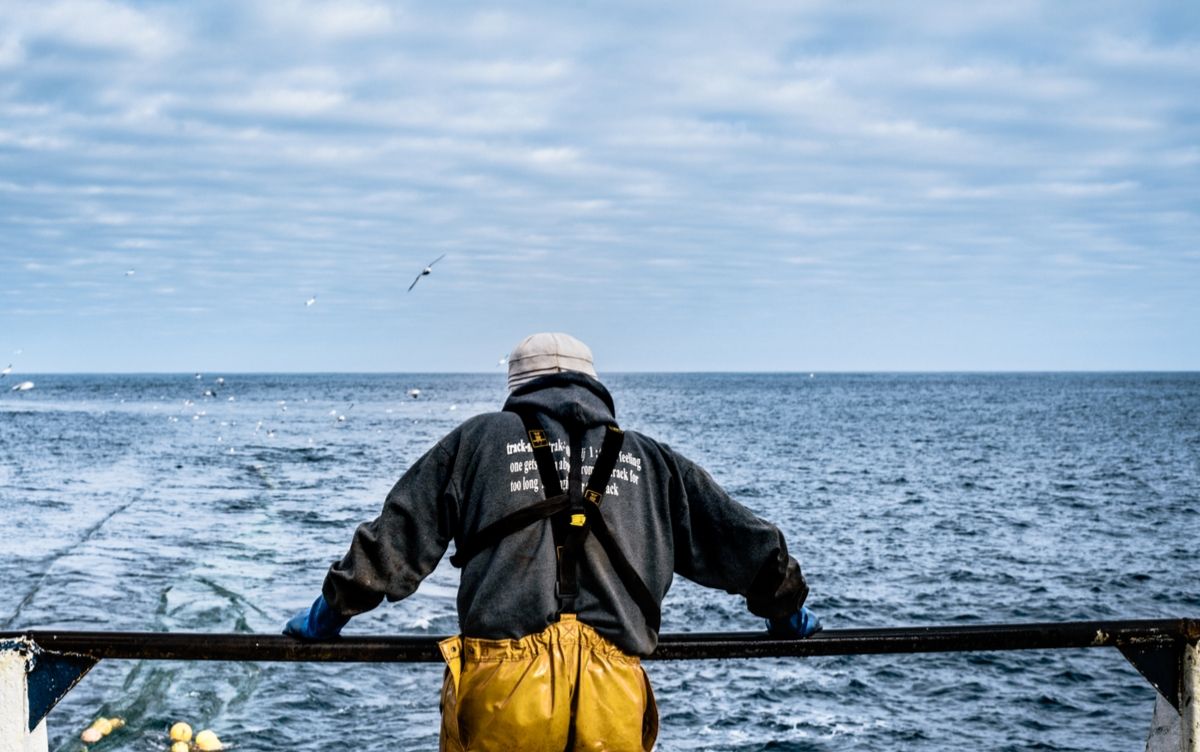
[439,615,659,751]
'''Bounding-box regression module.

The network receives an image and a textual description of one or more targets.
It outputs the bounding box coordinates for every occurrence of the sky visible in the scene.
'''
[0,1,1197,373]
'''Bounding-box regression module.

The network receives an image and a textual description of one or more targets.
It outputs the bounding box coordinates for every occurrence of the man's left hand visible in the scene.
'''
[282,595,350,640]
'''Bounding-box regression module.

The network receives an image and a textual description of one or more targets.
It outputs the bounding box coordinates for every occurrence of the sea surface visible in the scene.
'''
[1,372,1198,751]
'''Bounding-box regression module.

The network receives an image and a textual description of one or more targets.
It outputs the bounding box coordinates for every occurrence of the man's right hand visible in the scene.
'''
[766,606,822,638]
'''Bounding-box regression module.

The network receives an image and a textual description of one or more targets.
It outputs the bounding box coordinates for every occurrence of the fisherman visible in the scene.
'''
[284,332,820,751]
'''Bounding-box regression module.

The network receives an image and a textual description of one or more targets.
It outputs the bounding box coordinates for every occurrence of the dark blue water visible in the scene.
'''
[2,373,1198,751]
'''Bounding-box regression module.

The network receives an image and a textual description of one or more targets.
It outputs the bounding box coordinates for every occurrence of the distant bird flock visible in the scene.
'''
[1,254,459,412]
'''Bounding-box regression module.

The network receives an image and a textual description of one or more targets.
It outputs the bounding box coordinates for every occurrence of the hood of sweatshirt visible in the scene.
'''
[501,371,616,428]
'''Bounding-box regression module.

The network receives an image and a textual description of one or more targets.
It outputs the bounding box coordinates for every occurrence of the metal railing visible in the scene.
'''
[3,618,1198,751]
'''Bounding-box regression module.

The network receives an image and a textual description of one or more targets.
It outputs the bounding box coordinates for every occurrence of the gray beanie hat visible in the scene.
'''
[507,332,597,391]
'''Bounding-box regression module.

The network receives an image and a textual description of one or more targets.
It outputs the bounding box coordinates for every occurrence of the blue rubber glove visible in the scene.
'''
[766,606,823,639]
[283,595,350,640]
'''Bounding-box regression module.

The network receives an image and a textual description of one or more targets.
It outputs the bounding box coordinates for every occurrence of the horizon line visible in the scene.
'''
[4,369,1199,376]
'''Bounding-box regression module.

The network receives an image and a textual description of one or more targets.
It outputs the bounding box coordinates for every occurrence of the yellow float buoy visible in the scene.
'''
[169,721,193,742]
[107,717,126,730]
[171,742,190,752]
[91,718,113,736]
[194,729,223,750]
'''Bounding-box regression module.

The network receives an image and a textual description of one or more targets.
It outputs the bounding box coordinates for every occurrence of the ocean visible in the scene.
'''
[2,372,1198,751]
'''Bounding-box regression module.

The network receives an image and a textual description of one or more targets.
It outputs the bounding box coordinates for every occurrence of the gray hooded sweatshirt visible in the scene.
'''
[322,372,808,657]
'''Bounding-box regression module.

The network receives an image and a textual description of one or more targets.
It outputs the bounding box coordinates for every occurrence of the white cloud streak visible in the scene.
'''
[2,0,178,58]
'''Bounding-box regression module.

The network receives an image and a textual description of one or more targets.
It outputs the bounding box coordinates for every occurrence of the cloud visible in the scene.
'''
[925,185,1007,201]
[0,35,22,67]
[3,0,178,58]
[1086,33,1200,69]
[861,118,966,146]
[254,0,400,41]
[0,130,70,150]
[219,87,346,116]
[1041,180,1139,198]
[451,59,573,86]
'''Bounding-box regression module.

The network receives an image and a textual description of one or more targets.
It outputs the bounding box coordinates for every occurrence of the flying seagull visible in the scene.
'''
[0,364,11,377]
[407,254,446,292]
[306,295,317,307]
[11,381,34,392]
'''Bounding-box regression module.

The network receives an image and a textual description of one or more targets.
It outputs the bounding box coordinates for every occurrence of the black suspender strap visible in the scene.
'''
[448,493,569,568]
[580,423,661,630]
[450,409,569,568]
[585,507,663,633]
[449,410,661,631]
[511,408,577,614]
[513,409,563,497]
[583,424,625,504]
[555,429,586,613]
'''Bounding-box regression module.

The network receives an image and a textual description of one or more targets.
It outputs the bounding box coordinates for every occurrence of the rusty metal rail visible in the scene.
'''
[3,618,1199,750]
[4,617,1197,662]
